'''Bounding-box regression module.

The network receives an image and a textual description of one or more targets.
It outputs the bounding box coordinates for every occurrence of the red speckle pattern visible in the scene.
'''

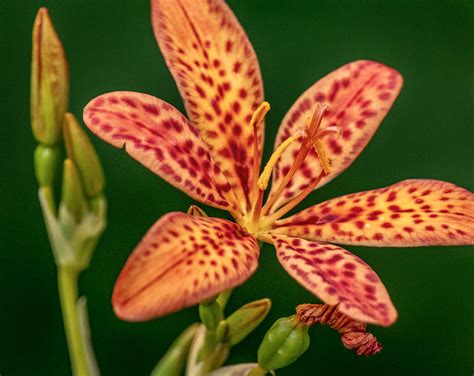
[273,180,474,246]
[112,212,259,321]
[271,235,397,326]
[270,61,403,211]
[83,91,238,210]
[152,0,264,211]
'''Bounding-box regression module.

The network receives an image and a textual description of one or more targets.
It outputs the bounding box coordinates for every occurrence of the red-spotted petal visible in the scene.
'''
[269,60,403,211]
[112,212,260,321]
[83,91,239,211]
[273,180,474,246]
[151,0,264,212]
[270,234,397,326]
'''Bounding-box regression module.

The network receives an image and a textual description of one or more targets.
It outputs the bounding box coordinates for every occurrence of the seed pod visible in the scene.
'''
[63,113,105,197]
[34,144,61,187]
[225,299,271,346]
[31,8,69,145]
[257,315,310,371]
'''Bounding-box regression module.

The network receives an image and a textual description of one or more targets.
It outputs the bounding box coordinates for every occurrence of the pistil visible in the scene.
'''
[261,103,328,215]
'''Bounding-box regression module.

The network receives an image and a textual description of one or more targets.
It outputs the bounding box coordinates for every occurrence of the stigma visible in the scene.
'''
[243,102,335,235]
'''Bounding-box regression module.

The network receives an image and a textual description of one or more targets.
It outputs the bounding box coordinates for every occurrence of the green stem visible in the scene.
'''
[58,266,92,376]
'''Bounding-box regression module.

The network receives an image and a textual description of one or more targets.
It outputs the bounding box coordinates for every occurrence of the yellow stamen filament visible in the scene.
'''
[313,139,332,174]
[262,171,326,225]
[257,134,301,191]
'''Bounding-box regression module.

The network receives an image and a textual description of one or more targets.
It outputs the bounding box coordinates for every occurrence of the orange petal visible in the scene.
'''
[273,180,474,246]
[151,0,264,211]
[83,91,239,211]
[271,234,397,326]
[269,60,402,211]
[112,212,259,321]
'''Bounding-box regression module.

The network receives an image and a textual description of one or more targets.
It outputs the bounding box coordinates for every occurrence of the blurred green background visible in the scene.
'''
[1,0,473,375]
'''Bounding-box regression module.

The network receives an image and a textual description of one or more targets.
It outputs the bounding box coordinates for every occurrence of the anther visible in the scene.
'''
[312,138,332,174]
[250,101,271,130]
[249,101,271,213]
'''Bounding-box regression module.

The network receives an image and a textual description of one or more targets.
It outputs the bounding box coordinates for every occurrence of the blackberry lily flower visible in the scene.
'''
[83,0,474,326]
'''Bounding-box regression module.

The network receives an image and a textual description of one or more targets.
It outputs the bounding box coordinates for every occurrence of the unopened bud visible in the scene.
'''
[210,363,264,376]
[60,159,88,222]
[151,323,199,376]
[63,113,105,197]
[31,8,69,145]
[257,315,310,371]
[34,144,61,187]
[199,300,223,331]
[225,299,271,346]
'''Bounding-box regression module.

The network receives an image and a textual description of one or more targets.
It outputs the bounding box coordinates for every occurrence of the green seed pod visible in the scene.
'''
[199,300,223,331]
[63,113,105,197]
[34,144,61,187]
[225,299,272,346]
[257,315,310,371]
[151,323,199,376]
[31,8,69,145]
[60,159,88,223]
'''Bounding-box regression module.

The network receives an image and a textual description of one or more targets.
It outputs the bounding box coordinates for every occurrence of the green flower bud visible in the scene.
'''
[257,315,310,371]
[63,113,105,197]
[31,8,69,145]
[210,363,264,376]
[34,144,61,187]
[60,159,88,223]
[225,299,271,346]
[199,300,223,331]
[151,323,199,376]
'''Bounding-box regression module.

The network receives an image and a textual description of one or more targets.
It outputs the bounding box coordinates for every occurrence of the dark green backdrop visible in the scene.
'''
[1,0,473,375]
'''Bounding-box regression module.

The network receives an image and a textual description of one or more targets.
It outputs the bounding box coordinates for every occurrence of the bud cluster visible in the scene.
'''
[31,8,106,270]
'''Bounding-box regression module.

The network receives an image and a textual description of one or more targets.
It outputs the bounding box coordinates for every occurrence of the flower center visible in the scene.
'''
[242,102,333,237]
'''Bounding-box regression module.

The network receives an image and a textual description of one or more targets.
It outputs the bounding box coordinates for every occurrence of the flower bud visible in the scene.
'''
[31,8,69,145]
[60,159,88,223]
[257,315,310,371]
[199,300,223,331]
[34,144,61,187]
[225,299,271,346]
[151,323,199,376]
[210,363,263,376]
[63,113,105,197]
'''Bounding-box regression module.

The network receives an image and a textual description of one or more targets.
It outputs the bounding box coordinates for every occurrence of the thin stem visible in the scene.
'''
[58,266,92,376]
